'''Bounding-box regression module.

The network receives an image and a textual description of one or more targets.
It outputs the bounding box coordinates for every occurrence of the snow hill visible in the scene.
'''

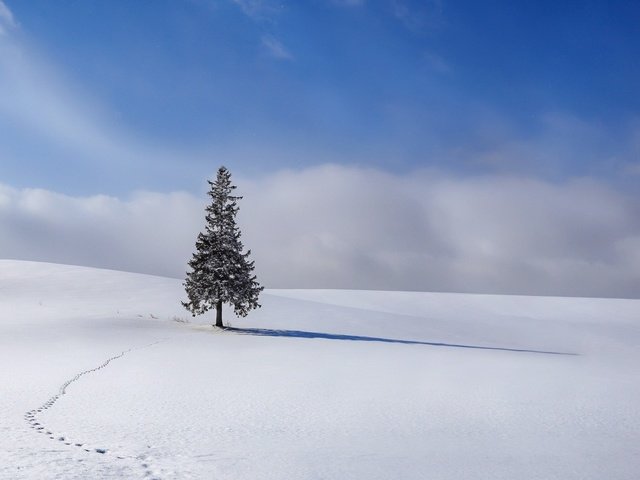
[1,260,638,480]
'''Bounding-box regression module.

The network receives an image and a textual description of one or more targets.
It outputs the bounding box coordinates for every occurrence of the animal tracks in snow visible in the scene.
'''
[24,340,164,477]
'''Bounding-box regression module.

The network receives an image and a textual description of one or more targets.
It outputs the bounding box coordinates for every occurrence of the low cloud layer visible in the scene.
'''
[1,165,639,299]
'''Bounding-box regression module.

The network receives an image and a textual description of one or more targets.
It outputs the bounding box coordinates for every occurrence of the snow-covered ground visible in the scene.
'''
[1,260,639,479]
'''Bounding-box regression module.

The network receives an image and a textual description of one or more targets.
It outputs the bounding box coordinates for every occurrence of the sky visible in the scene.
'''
[0,0,639,298]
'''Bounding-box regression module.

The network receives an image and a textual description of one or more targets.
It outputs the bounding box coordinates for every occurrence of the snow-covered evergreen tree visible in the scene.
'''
[183,166,263,327]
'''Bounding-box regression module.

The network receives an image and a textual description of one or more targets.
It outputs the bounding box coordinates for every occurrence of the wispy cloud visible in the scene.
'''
[261,34,293,60]
[0,0,17,35]
[331,0,366,7]
[392,0,443,32]
[423,51,450,74]
[231,0,281,20]
[0,5,209,190]
[228,1,291,61]
[461,112,616,177]
[625,163,640,175]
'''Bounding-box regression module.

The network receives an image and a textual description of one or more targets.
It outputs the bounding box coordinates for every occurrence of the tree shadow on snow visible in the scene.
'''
[226,328,578,356]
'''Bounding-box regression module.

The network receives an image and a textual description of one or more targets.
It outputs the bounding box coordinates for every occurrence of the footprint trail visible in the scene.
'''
[24,340,164,478]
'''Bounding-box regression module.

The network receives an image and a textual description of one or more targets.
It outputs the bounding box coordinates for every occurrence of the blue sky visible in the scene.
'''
[1,0,639,194]
[1,0,640,296]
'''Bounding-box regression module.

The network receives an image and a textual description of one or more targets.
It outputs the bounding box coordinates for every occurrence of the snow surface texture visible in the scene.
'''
[1,259,639,479]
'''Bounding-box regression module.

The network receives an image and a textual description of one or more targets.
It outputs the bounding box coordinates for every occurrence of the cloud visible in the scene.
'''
[0,185,203,278]
[1,165,639,299]
[392,0,443,33]
[0,11,209,192]
[261,34,293,60]
[423,51,450,74]
[331,0,366,7]
[232,0,264,16]
[625,163,640,175]
[621,122,640,175]
[0,44,131,163]
[0,1,638,300]
[0,1,16,36]
[231,0,281,20]
[438,111,631,180]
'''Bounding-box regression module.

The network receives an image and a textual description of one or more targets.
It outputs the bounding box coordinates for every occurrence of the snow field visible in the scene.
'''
[1,260,639,479]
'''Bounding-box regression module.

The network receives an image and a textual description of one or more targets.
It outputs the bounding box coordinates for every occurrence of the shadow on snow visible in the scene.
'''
[227,328,578,356]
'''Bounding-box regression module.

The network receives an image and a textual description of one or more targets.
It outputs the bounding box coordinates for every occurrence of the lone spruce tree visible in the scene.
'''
[183,166,263,327]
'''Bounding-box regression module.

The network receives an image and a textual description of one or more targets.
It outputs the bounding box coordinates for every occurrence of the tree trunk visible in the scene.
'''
[215,300,223,328]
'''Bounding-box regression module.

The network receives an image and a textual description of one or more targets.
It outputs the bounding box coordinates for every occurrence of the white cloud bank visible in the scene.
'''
[1,165,639,298]
[0,1,637,298]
